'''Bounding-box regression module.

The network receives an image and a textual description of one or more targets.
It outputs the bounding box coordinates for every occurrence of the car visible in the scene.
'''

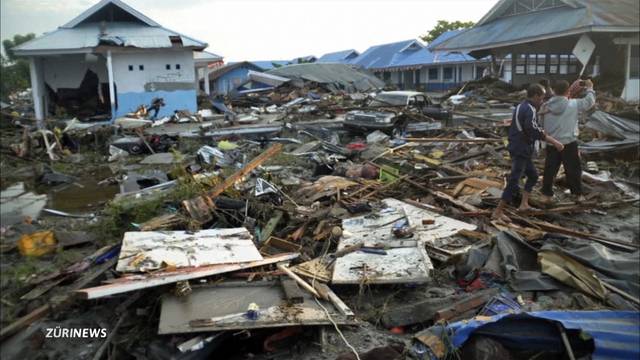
[344,91,451,133]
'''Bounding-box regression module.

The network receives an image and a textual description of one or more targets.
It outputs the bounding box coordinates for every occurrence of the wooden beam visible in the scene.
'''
[277,263,320,298]
[182,143,283,216]
[78,253,298,299]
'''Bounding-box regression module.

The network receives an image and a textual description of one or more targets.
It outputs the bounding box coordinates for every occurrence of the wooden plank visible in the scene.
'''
[77,253,298,299]
[277,263,320,298]
[115,228,261,272]
[313,283,355,319]
[280,278,304,304]
[183,144,283,216]
[0,257,118,341]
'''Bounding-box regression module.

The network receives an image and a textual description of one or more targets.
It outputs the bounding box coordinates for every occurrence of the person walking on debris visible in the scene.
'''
[493,84,565,221]
[539,79,596,204]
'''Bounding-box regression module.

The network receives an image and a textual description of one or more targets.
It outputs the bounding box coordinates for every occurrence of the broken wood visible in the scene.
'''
[261,210,284,242]
[78,253,298,299]
[0,257,118,341]
[277,263,320,298]
[312,283,355,319]
[183,143,283,217]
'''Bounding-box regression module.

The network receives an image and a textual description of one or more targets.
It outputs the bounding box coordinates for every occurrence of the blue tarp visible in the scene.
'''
[434,311,640,360]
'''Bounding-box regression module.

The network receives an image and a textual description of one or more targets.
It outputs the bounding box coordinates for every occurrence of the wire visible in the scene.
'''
[310,235,361,360]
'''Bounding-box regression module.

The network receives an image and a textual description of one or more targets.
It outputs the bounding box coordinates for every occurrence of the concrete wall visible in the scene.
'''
[111,49,197,117]
[42,54,108,91]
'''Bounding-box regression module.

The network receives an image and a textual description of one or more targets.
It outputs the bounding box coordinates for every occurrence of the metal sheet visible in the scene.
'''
[158,281,355,334]
[116,228,262,272]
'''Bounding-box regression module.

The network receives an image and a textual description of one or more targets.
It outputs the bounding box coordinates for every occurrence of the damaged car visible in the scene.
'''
[344,91,451,133]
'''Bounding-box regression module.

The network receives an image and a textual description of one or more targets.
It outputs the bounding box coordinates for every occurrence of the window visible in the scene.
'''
[549,55,559,74]
[516,54,526,74]
[475,66,486,80]
[631,45,640,79]
[383,72,391,82]
[428,68,439,80]
[128,65,134,71]
[527,54,537,74]
[443,67,453,80]
[175,64,181,70]
[536,54,546,74]
[559,55,569,74]
[166,64,171,70]
[569,55,578,74]
[139,65,144,71]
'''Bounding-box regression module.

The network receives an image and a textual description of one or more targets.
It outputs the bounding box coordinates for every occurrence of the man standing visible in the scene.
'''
[540,79,596,203]
[493,84,564,220]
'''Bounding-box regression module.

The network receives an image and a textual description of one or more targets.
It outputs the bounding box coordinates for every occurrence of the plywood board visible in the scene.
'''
[158,281,355,334]
[116,228,262,272]
[332,198,476,284]
[78,253,298,299]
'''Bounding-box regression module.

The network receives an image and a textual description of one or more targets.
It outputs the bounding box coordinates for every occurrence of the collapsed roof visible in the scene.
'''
[266,63,385,93]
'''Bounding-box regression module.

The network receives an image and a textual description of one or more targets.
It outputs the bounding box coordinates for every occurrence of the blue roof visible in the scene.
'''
[352,34,475,71]
[250,60,291,71]
[317,49,359,63]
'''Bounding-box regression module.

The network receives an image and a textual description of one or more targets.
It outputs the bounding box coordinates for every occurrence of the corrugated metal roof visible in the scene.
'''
[62,0,159,28]
[435,0,639,53]
[250,60,292,71]
[194,50,223,61]
[317,49,359,63]
[429,311,640,360]
[266,63,385,92]
[14,22,206,54]
[207,61,262,81]
[351,33,477,71]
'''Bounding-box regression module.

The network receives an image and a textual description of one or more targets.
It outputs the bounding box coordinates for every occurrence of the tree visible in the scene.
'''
[1,33,36,100]
[420,20,475,44]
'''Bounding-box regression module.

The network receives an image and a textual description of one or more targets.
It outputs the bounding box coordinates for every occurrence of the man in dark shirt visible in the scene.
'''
[493,84,564,221]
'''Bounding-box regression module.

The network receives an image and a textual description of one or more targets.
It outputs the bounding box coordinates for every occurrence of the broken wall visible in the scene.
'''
[111,49,197,117]
[42,54,109,91]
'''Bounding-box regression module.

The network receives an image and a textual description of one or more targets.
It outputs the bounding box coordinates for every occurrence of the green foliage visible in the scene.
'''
[1,33,36,100]
[420,20,475,43]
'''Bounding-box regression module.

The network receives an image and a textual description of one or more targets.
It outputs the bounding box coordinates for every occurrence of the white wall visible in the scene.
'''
[42,54,108,91]
[111,50,195,93]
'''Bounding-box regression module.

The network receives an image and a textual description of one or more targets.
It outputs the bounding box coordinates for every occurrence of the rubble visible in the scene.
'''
[1,61,639,360]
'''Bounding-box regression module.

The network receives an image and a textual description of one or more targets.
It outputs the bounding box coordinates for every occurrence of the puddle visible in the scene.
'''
[1,167,119,218]
[43,167,119,213]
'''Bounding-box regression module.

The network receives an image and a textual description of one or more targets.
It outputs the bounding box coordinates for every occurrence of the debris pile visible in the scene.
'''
[1,76,639,360]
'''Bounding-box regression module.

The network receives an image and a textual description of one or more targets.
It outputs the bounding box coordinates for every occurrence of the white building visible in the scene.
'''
[12,0,219,125]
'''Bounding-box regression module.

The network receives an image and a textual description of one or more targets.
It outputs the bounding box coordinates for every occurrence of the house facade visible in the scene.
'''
[433,0,639,101]
[13,0,212,124]
[202,62,264,96]
[350,31,500,92]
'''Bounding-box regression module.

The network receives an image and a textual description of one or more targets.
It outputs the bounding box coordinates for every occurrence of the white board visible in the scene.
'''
[333,198,476,284]
[116,228,262,272]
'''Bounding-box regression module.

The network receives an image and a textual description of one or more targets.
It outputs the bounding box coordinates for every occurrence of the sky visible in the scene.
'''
[0,0,496,61]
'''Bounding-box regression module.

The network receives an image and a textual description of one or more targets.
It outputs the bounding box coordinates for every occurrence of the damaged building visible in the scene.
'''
[432,0,640,101]
[350,31,508,91]
[12,0,218,123]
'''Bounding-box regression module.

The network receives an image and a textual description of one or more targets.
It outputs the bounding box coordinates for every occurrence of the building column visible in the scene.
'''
[472,63,477,80]
[204,65,211,95]
[29,57,45,127]
[106,50,116,119]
